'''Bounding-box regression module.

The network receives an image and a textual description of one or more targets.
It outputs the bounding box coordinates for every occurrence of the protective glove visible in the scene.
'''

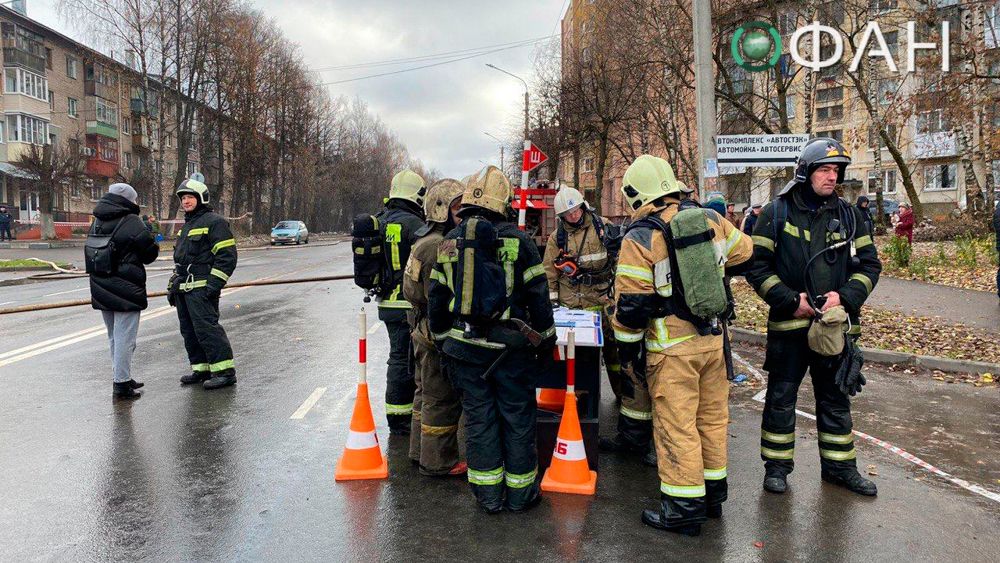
[205,284,222,300]
[167,291,176,307]
[834,339,866,397]
[535,334,557,365]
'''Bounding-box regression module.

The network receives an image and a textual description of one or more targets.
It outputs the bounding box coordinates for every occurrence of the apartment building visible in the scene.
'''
[0,4,218,235]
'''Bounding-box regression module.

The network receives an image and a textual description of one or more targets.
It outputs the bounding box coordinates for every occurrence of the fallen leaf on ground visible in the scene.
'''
[866,464,879,476]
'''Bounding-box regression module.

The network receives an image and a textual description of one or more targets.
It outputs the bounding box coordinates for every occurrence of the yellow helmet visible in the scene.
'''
[389,169,427,207]
[460,165,511,216]
[424,178,465,223]
[621,155,680,211]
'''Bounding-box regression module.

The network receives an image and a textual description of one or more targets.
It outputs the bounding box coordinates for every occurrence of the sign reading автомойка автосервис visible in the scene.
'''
[716,134,809,168]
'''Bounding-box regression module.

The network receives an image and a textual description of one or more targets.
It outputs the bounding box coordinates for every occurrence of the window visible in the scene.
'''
[583,157,594,172]
[6,114,49,145]
[48,90,54,110]
[90,183,101,201]
[187,161,198,176]
[992,161,1000,188]
[817,129,844,142]
[818,2,845,25]
[67,97,78,118]
[987,4,999,49]
[818,44,843,80]
[868,169,897,194]
[917,109,949,133]
[877,79,898,105]
[95,99,118,126]
[882,30,899,58]
[769,94,796,121]
[3,68,49,101]
[45,47,52,70]
[777,12,797,35]
[868,124,897,149]
[816,105,843,121]
[121,114,130,134]
[65,55,77,79]
[870,0,897,13]
[816,86,843,103]
[0,121,5,143]
[924,163,958,191]
[124,152,132,169]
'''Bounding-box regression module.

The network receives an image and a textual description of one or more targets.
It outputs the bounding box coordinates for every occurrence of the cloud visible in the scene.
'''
[27,0,566,178]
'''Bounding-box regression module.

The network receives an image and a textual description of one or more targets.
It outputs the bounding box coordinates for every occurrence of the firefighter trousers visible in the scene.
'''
[447,349,539,512]
[648,347,728,526]
[409,333,463,473]
[760,333,857,476]
[175,290,234,376]
[616,361,652,449]
[384,318,415,431]
[600,310,623,400]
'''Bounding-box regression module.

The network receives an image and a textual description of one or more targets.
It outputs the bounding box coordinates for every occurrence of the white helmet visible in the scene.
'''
[554,187,586,215]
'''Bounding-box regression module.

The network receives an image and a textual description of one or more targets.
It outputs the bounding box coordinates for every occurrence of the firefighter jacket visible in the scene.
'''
[543,214,614,310]
[612,198,753,357]
[426,219,556,362]
[170,205,237,295]
[376,199,426,318]
[745,185,882,335]
[403,222,447,344]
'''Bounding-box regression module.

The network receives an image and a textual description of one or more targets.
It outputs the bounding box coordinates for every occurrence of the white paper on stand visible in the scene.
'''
[552,307,603,348]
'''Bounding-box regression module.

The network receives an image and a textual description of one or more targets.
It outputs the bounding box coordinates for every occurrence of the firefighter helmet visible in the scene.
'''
[460,165,511,216]
[621,155,680,211]
[553,187,586,215]
[424,178,465,223]
[176,173,210,204]
[778,137,852,196]
[389,169,427,207]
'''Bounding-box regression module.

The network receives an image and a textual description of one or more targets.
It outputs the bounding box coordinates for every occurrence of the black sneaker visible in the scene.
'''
[763,475,788,494]
[821,470,878,496]
[180,371,210,385]
[203,372,237,390]
[127,379,144,389]
[113,381,141,400]
[640,510,701,536]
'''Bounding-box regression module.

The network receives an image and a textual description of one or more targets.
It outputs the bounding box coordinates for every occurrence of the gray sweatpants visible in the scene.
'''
[101,310,141,383]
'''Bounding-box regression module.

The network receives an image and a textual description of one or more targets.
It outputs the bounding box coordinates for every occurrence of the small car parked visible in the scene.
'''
[271,221,309,245]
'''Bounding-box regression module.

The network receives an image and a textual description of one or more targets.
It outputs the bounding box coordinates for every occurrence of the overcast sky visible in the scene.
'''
[28,0,566,179]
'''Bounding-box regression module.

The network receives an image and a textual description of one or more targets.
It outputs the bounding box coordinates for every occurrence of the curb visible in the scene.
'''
[730,327,999,375]
[0,241,87,249]
[0,266,62,272]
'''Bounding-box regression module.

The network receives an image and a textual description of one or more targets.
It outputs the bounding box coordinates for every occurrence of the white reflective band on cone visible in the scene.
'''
[345,430,378,450]
[553,439,586,461]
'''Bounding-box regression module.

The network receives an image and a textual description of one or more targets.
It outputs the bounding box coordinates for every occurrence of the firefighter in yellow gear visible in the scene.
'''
[613,155,753,536]
[403,178,467,476]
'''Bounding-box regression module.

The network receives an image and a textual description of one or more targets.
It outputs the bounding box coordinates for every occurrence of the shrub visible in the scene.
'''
[884,235,911,269]
[909,256,930,280]
[933,243,949,266]
[954,235,979,269]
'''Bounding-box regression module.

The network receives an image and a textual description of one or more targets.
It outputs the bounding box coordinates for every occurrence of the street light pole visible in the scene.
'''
[486,63,529,141]
[692,1,718,198]
[486,63,532,230]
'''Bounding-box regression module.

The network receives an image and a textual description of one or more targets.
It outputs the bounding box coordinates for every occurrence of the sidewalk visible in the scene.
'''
[870,276,1000,334]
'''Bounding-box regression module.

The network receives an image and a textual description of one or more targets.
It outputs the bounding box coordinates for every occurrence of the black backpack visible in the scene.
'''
[85,218,127,275]
[351,213,390,297]
[448,216,510,326]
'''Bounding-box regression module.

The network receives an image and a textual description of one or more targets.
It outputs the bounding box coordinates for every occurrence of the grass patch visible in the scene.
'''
[0,259,69,269]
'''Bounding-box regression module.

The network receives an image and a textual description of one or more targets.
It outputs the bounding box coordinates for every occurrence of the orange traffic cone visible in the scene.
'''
[541,331,597,495]
[335,310,389,481]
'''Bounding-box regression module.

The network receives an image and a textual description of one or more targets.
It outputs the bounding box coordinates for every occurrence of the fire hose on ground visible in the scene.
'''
[0,274,355,315]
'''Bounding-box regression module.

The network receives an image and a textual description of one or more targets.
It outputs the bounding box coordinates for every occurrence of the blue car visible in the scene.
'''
[271,221,309,245]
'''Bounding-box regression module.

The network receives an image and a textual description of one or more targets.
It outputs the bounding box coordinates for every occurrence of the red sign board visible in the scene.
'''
[522,143,548,172]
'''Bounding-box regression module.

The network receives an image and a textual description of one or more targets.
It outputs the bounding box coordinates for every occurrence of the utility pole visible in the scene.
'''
[692,0,718,198]
[485,132,505,171]
[486,63,532,229]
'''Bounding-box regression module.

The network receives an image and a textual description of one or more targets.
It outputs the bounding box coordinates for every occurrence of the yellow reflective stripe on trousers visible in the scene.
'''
[421,423,458,436]
[761,430,795,444]
[703,467,727,480]
[468,466,504,486]
[385,403,413,415]
[855,235,873,249]
[818,432,854,444]
[768,319,811,332]
[210,268,229,282]
[757,275,781,299]
[752,235,775,251]
[191,363,210,372]
[850,273,873,294]
[505,467,537,489]
[761,446,795,460]
[614,327,644,343]
[210,359,234,372]
[617,264,654,283]
[646,317,694,352]
[212,238,236,254]
[187,227,209,236]
[660,483,706,498]
[820,447,857,461]
[620,404,652,421]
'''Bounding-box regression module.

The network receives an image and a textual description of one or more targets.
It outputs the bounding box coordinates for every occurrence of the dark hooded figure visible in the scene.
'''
[855,196,874,234]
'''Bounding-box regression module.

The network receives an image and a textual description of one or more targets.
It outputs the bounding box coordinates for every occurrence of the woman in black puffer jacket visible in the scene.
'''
[89,183,159,399]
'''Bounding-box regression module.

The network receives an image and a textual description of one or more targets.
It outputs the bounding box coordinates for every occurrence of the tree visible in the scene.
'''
[12,140,86,240]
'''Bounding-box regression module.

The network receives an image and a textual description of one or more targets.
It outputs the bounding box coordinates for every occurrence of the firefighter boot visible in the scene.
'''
[204,369,237,390]
[180,371,210,385]
[763,472,788,494]
[822,469,878,496]
[641,494,703,537]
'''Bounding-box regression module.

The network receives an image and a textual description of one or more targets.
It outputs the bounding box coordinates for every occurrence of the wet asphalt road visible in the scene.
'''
[0,242,998,562]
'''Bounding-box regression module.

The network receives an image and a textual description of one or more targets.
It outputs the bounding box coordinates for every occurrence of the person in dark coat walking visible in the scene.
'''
[89,183,160,399]
[0,205,13,241]
[855,196,875,234]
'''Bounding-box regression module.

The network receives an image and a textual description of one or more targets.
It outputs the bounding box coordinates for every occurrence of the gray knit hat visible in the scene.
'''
[109,183,138,204]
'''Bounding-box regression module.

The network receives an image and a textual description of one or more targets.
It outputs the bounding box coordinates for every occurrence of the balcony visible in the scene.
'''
[85,155,118,178]
[2,47,44,73]
[85,80,115,101]
[130,97,159,118]
[914,131,958,159]
[86,120,118,139]
[132,132,160,152]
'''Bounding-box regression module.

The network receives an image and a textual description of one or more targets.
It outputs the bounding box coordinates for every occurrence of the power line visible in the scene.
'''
[310,34,556,72]
[318,39,549,86]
